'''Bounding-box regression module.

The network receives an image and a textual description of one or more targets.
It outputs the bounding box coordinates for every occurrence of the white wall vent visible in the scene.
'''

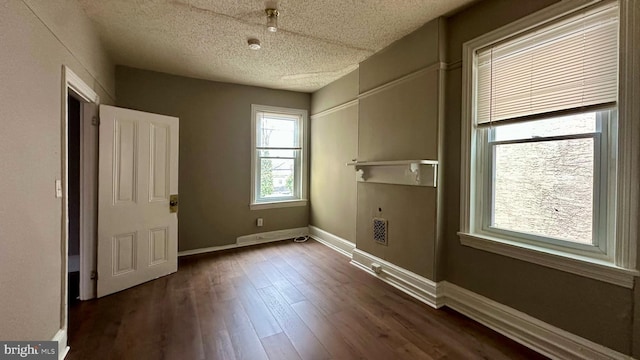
[373,218,388,245]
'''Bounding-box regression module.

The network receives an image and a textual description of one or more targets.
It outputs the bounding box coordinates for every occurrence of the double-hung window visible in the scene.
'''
[250,105,308,210]
[460,0,639,285]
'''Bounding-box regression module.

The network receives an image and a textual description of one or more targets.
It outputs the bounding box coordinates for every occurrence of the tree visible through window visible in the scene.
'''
[258,115,297,199]
[251,105,307,207]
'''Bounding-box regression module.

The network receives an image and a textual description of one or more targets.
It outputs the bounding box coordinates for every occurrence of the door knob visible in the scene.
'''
[169,194,178,213]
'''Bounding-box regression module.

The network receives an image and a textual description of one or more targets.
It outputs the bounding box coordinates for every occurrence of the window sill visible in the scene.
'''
[250,199,308,210]
[457,232,638,288]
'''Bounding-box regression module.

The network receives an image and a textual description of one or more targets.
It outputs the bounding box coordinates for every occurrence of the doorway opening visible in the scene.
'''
[67,94,81,305]
[59,66,100,357]
[64,86,99,305]
[65,88,98,306]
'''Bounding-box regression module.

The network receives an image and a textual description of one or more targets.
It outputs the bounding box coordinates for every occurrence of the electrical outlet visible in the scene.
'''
[257,218,263,227]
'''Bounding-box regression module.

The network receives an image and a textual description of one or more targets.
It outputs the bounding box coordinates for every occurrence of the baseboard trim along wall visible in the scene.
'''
[52,328,69,360]
[441,282,633,360]
[177,227,309,257]
[311,227,635,360]
[308,225,355,258]
[351,248,443,308]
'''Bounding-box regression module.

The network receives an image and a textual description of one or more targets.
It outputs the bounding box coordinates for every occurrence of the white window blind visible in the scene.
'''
[476,2,618,125]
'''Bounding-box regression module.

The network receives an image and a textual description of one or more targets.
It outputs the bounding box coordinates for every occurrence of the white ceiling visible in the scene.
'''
[77,0,475,92]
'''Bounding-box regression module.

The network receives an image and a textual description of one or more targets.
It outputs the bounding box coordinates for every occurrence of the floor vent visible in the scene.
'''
[373,218,388,245]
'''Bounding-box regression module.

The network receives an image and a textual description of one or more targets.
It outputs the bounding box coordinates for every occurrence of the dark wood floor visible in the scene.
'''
[68,239,546,360]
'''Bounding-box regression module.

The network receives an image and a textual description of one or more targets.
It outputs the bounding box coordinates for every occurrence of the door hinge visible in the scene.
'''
[90,271,98,280]
[92,116,100,126]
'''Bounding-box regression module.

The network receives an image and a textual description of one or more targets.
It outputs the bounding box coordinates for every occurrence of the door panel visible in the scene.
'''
[149,123,170,202]
[149,227,168,265]
[113,232,136,275]
[113,119,138,204]
[97,105,179,298]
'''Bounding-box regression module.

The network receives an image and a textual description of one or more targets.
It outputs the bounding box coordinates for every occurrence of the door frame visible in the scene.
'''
[60,65,100,356]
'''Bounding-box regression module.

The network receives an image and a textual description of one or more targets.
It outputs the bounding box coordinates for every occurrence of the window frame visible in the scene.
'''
[476,111,613,260]
[459,0,639,287]
[250,104,308,210]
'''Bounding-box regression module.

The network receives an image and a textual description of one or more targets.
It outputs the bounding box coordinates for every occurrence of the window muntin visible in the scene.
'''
[251,106,307,206]
[492,113,597,141]
[468,1,619,260]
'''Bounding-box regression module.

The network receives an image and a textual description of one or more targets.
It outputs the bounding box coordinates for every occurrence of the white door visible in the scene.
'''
[97,105,179,297]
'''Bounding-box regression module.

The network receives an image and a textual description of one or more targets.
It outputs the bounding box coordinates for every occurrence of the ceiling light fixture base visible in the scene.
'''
[265,8,279,32]
[248,38,261,50]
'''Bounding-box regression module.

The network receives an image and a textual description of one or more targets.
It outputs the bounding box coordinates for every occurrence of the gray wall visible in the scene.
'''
[442,0,634,355]
[115,67,310,252]
[356,18,445,280]
[359,19,445,92]
[0,0,114,340]
[309,71,358,242]
[310,71,359,115]
[312,0,638,356]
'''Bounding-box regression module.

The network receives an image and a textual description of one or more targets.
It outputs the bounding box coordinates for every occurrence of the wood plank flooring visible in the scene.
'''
[67,239,546,360]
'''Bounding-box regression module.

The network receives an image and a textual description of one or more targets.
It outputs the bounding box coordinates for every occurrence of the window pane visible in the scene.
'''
[493,113,596,142]
[492,137,594,244]
[260,158,295,199]
[258,114,298,148]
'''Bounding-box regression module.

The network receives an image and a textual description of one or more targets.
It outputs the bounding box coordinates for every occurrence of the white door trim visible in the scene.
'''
[61,65,99,357]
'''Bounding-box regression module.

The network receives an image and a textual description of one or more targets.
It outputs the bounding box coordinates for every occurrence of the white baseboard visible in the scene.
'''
[237,227,308,245]
[52,328,69,360]
[350,248,443,309]
[178,227,309,257]
[308,226,355,258]
[322,244,634,360]
[441,282,634,360]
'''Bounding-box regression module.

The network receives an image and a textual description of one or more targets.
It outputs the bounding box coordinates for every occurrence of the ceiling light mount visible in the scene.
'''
[265,8,279,32]
[248,38,261,50]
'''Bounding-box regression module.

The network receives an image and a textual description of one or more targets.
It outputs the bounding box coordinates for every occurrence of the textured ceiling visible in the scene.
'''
[77,0,475,92]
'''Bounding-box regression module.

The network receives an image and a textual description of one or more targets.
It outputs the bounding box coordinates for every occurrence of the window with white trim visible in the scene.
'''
[460,0,639,273]
[251,105,307,210]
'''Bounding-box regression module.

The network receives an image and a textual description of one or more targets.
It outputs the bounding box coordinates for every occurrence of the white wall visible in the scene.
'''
[0,0,114,340]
